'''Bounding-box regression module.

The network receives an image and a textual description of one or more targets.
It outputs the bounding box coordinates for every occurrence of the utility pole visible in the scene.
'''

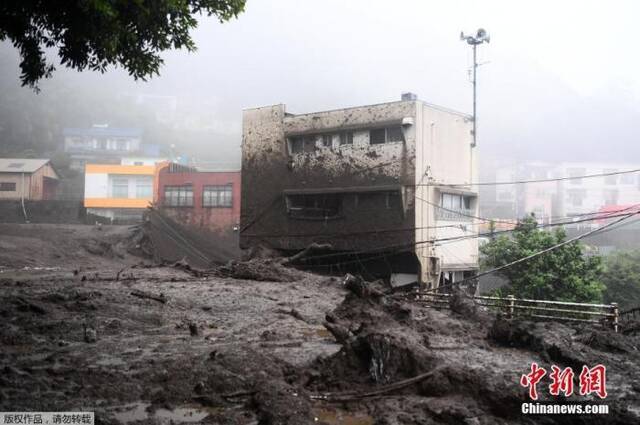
[460,28,490,147]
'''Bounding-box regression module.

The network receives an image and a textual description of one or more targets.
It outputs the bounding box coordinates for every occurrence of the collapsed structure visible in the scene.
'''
[240,94,478,288]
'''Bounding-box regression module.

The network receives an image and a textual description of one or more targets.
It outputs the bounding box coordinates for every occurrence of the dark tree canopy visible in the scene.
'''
[0,0,246,89]
[481,216,604,303]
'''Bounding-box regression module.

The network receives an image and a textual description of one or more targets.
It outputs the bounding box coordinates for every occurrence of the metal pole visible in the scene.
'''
[472,43,477,147]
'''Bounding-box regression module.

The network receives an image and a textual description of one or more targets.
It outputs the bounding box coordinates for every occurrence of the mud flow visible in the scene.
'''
[1,224,639,424]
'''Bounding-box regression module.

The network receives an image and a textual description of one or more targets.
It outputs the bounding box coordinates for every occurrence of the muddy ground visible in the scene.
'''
[1,224,639,424]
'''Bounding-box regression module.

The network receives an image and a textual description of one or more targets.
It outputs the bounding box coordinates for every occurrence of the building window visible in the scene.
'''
[286,194,341,219]
[567,168,585,185]
[620,173,634,185]
[322,134,333,148]
[437,192,474,220]
[369,126,404,145]
[289,135,317,154]
[370,128,386,145]
[340,131,354,145]
[111,176,129,198]
[603,188,619,205]
[603,169,618,185]
[0,182,16,191]
[164,185,193,207]
[135,176,152,198]
[203,185,233,208]
[567,189,586,207]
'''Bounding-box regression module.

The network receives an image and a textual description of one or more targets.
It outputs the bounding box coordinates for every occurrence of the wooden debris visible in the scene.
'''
[130,289,167,304]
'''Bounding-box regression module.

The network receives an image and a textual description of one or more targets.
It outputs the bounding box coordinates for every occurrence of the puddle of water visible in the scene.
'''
[112,402,149,423]
[95,356,126,367]
[155,407,209,422]
[111,402,212,424]
[312,407,374,425]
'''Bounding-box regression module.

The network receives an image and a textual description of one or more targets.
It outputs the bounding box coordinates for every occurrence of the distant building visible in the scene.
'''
[241,94,479,288]
[0,159,59,200]
[84,161,155,222]
[487,160,640,229]
[63,125,160,170]
[154,162,241,235]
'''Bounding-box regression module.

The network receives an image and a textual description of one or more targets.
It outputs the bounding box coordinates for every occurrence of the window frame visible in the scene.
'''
[203,184,233,208]
[286,193,343,220]
[0,182,17,191]
[163,185,194,207]
[111,176,129,198]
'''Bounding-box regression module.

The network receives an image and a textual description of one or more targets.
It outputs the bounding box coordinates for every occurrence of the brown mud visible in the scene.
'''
[1,224,639,424]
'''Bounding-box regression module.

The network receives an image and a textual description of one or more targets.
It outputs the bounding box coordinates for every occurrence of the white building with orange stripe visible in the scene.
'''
[84,159,159,222]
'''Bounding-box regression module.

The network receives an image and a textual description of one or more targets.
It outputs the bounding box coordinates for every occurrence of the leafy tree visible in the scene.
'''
[0,0,246,89]
[601,250,640,310]
[480,215,604,303]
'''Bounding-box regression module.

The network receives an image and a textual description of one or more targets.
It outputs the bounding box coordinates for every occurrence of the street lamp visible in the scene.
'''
[460,28,490,147]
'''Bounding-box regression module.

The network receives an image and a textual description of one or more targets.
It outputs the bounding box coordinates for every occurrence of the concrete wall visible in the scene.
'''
[241,101,418,253]
[414,103,477,285]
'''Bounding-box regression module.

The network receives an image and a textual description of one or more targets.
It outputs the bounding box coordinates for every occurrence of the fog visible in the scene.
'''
[1,0,639,168]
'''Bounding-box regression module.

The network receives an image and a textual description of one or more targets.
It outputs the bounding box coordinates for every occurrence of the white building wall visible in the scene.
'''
[414,102,478,285]
[84,173,108,199]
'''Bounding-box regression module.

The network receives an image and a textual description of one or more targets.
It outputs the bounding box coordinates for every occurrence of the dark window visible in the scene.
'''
[0,182,16,191]
[370,128,386,145]
[322,134,333,147]
[203,185,233,207]
[437,193,474,221]
[287,194,341,219]
[164,185,193,207]
[290,136,304,154]
[370,126,404,144]
[289,136,317,154]
[303,135,317,153]
[340,131,354,145]
[387,126,404,142]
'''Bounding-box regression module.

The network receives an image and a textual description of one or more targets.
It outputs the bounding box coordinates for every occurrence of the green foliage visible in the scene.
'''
[480,215,604,303]
[601,250,640,310]
[0,0,246,89]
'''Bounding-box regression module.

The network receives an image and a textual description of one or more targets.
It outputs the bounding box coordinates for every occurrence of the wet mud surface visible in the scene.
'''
[1,225,639,424]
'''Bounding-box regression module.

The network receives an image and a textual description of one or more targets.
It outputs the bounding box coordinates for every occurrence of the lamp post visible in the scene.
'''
[460,28,490,147]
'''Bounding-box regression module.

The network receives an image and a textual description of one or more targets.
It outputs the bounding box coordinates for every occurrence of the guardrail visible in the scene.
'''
[416,293,620,332]
[620,307,640,322]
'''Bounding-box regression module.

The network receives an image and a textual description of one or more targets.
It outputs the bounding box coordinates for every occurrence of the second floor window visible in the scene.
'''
[369,126,404,145]
[135,177,152,198]
[111,177,129,198]
[203,185,233,207]
[164,185,193,207]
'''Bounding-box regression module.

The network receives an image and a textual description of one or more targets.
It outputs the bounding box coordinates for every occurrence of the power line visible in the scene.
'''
[422,208,640,294]
[294,206,640,265]
[418,168,640,188]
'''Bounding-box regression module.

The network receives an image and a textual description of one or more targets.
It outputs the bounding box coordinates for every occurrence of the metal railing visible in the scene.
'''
[416,293,620,332]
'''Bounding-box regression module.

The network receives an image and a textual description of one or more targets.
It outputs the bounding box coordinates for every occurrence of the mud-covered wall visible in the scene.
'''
[0,200,85,223]
[241,101,418,253]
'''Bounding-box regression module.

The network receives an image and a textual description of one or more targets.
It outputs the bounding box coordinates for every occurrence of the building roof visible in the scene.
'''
[0,158,51,174]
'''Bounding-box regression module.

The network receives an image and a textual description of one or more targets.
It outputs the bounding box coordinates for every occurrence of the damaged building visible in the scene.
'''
[240,93,478,288]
